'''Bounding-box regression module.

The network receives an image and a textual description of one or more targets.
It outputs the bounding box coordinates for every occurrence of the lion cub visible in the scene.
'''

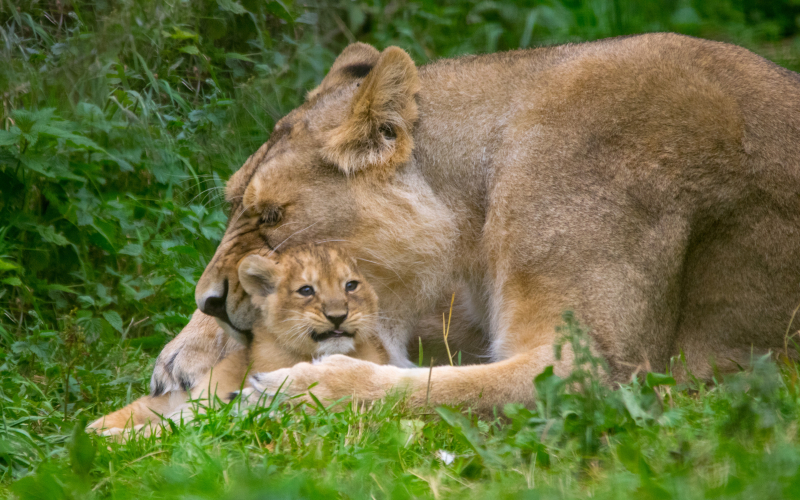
[89,244,387,435]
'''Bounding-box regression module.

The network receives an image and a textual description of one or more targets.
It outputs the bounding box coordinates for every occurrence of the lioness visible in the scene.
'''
[149,33,800,413]
[89,244,387,434]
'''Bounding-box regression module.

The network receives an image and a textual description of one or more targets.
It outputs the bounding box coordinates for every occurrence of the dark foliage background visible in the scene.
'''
[1,0,800,497]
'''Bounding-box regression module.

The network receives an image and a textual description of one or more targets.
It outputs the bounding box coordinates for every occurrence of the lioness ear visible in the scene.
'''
[239,255,279,297]
[307,42,380,100]
[323,46,420,175]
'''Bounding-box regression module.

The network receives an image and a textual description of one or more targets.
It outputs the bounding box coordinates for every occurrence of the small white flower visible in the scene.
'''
[436,449,456,465]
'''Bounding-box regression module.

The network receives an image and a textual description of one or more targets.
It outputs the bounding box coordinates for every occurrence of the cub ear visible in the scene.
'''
[239,255,279,297]
[323,46,421,176]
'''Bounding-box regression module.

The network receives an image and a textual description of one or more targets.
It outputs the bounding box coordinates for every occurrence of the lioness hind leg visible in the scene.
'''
[87,392,183,434]
[90,350,251,439]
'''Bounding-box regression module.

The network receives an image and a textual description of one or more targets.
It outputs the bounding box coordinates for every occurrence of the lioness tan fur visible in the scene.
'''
[89,244,387,434]
[148,33,800,414]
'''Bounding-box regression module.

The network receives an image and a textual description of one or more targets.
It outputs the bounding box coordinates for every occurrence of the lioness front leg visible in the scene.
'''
[246,343,572,413]
[150,310,243,395]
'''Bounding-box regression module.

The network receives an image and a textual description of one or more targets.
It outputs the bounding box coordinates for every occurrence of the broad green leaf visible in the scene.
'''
[43,284,77,294]
[180,45,200,55]
[21,156,56,178]
[69,423,96,476]
[2,277,22,286]
[168,245,200,258]
[0,128,20,146]
[166,27,198,40]
[80,316,104,340]
[645,372,676,388]
[107,154,135,172]
[0,258,18,271]
[119,243,143,257]
[78,295,96,306]
[76,211,93,226]
[225,52,255,62]
[34,124,104,151]
[102,311,124,334]
[265,0,293,22]
[296,12,318,25]
[620,386,652,427]
[217,0,247,14]
[36,225,70,246]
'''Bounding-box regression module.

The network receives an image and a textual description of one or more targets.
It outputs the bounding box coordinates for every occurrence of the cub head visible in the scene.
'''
[194,42,438,341]
[238,244,379,358]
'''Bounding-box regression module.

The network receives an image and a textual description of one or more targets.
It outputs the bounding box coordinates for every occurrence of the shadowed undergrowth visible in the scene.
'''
[8,314,800,499]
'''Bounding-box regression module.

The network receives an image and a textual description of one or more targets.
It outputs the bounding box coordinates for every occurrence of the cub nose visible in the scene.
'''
[198,280,229,321]
[325,312,348,329]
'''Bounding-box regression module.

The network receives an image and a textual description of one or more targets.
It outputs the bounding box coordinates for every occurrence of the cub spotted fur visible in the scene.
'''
[153,33,800,413]
[89,244,387,434]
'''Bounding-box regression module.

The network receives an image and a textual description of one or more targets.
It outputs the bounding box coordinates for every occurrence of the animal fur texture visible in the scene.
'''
[89,244,387,435]
[147,34,800,414]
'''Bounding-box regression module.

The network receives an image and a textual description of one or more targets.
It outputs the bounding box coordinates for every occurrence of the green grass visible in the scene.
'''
[2,0,800,498]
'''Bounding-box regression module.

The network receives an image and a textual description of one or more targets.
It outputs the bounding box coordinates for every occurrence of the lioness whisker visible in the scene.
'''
[269,222,319,256]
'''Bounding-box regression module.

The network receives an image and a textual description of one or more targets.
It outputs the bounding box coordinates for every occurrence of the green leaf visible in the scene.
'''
[76,211,93,226]
[11,470,66,499]
[295,12,318,25]
[217,0,247,14]
[265,0,293,22]
[2,277,22,286]
[620,386,652,427]
[36,225,70,246]
[43,284,78,294]
[180,45,200,55]
[35,124,104,151]
[645,372,676,388]
[102,311,124,334]
[127,335,165,350]
[436,407,501,467]
[69,422,96,476]
[21,156,56,178]
[119,243,143,257]
[0,258,18,271]
[167,27,198,40]
[225,52,255,63]
[0,128,20,146]
[168,245,200,259]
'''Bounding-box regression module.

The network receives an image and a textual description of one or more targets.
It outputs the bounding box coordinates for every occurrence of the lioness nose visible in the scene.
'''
[325,312,348,329]
[199,280,229,320]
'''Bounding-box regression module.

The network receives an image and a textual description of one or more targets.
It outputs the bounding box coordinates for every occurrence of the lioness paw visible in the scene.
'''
[150,312,242,396]
[247,355,395,406]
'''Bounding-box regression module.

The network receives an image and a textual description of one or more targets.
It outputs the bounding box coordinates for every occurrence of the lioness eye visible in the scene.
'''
[379,124,396,140]
[261,206,283,227]
[345,281,359,292]
[297,285,314,297]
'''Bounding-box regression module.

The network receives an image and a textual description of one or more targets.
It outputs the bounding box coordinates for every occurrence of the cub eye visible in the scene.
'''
[297,285,315,297]
[345,281,359,292]
[261,206,283,227]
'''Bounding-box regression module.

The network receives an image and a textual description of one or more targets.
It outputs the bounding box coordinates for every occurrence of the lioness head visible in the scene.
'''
[238,244,379,358]
[196,42,457,345]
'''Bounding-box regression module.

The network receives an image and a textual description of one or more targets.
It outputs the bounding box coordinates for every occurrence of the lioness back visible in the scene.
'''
[89,244,387,435]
